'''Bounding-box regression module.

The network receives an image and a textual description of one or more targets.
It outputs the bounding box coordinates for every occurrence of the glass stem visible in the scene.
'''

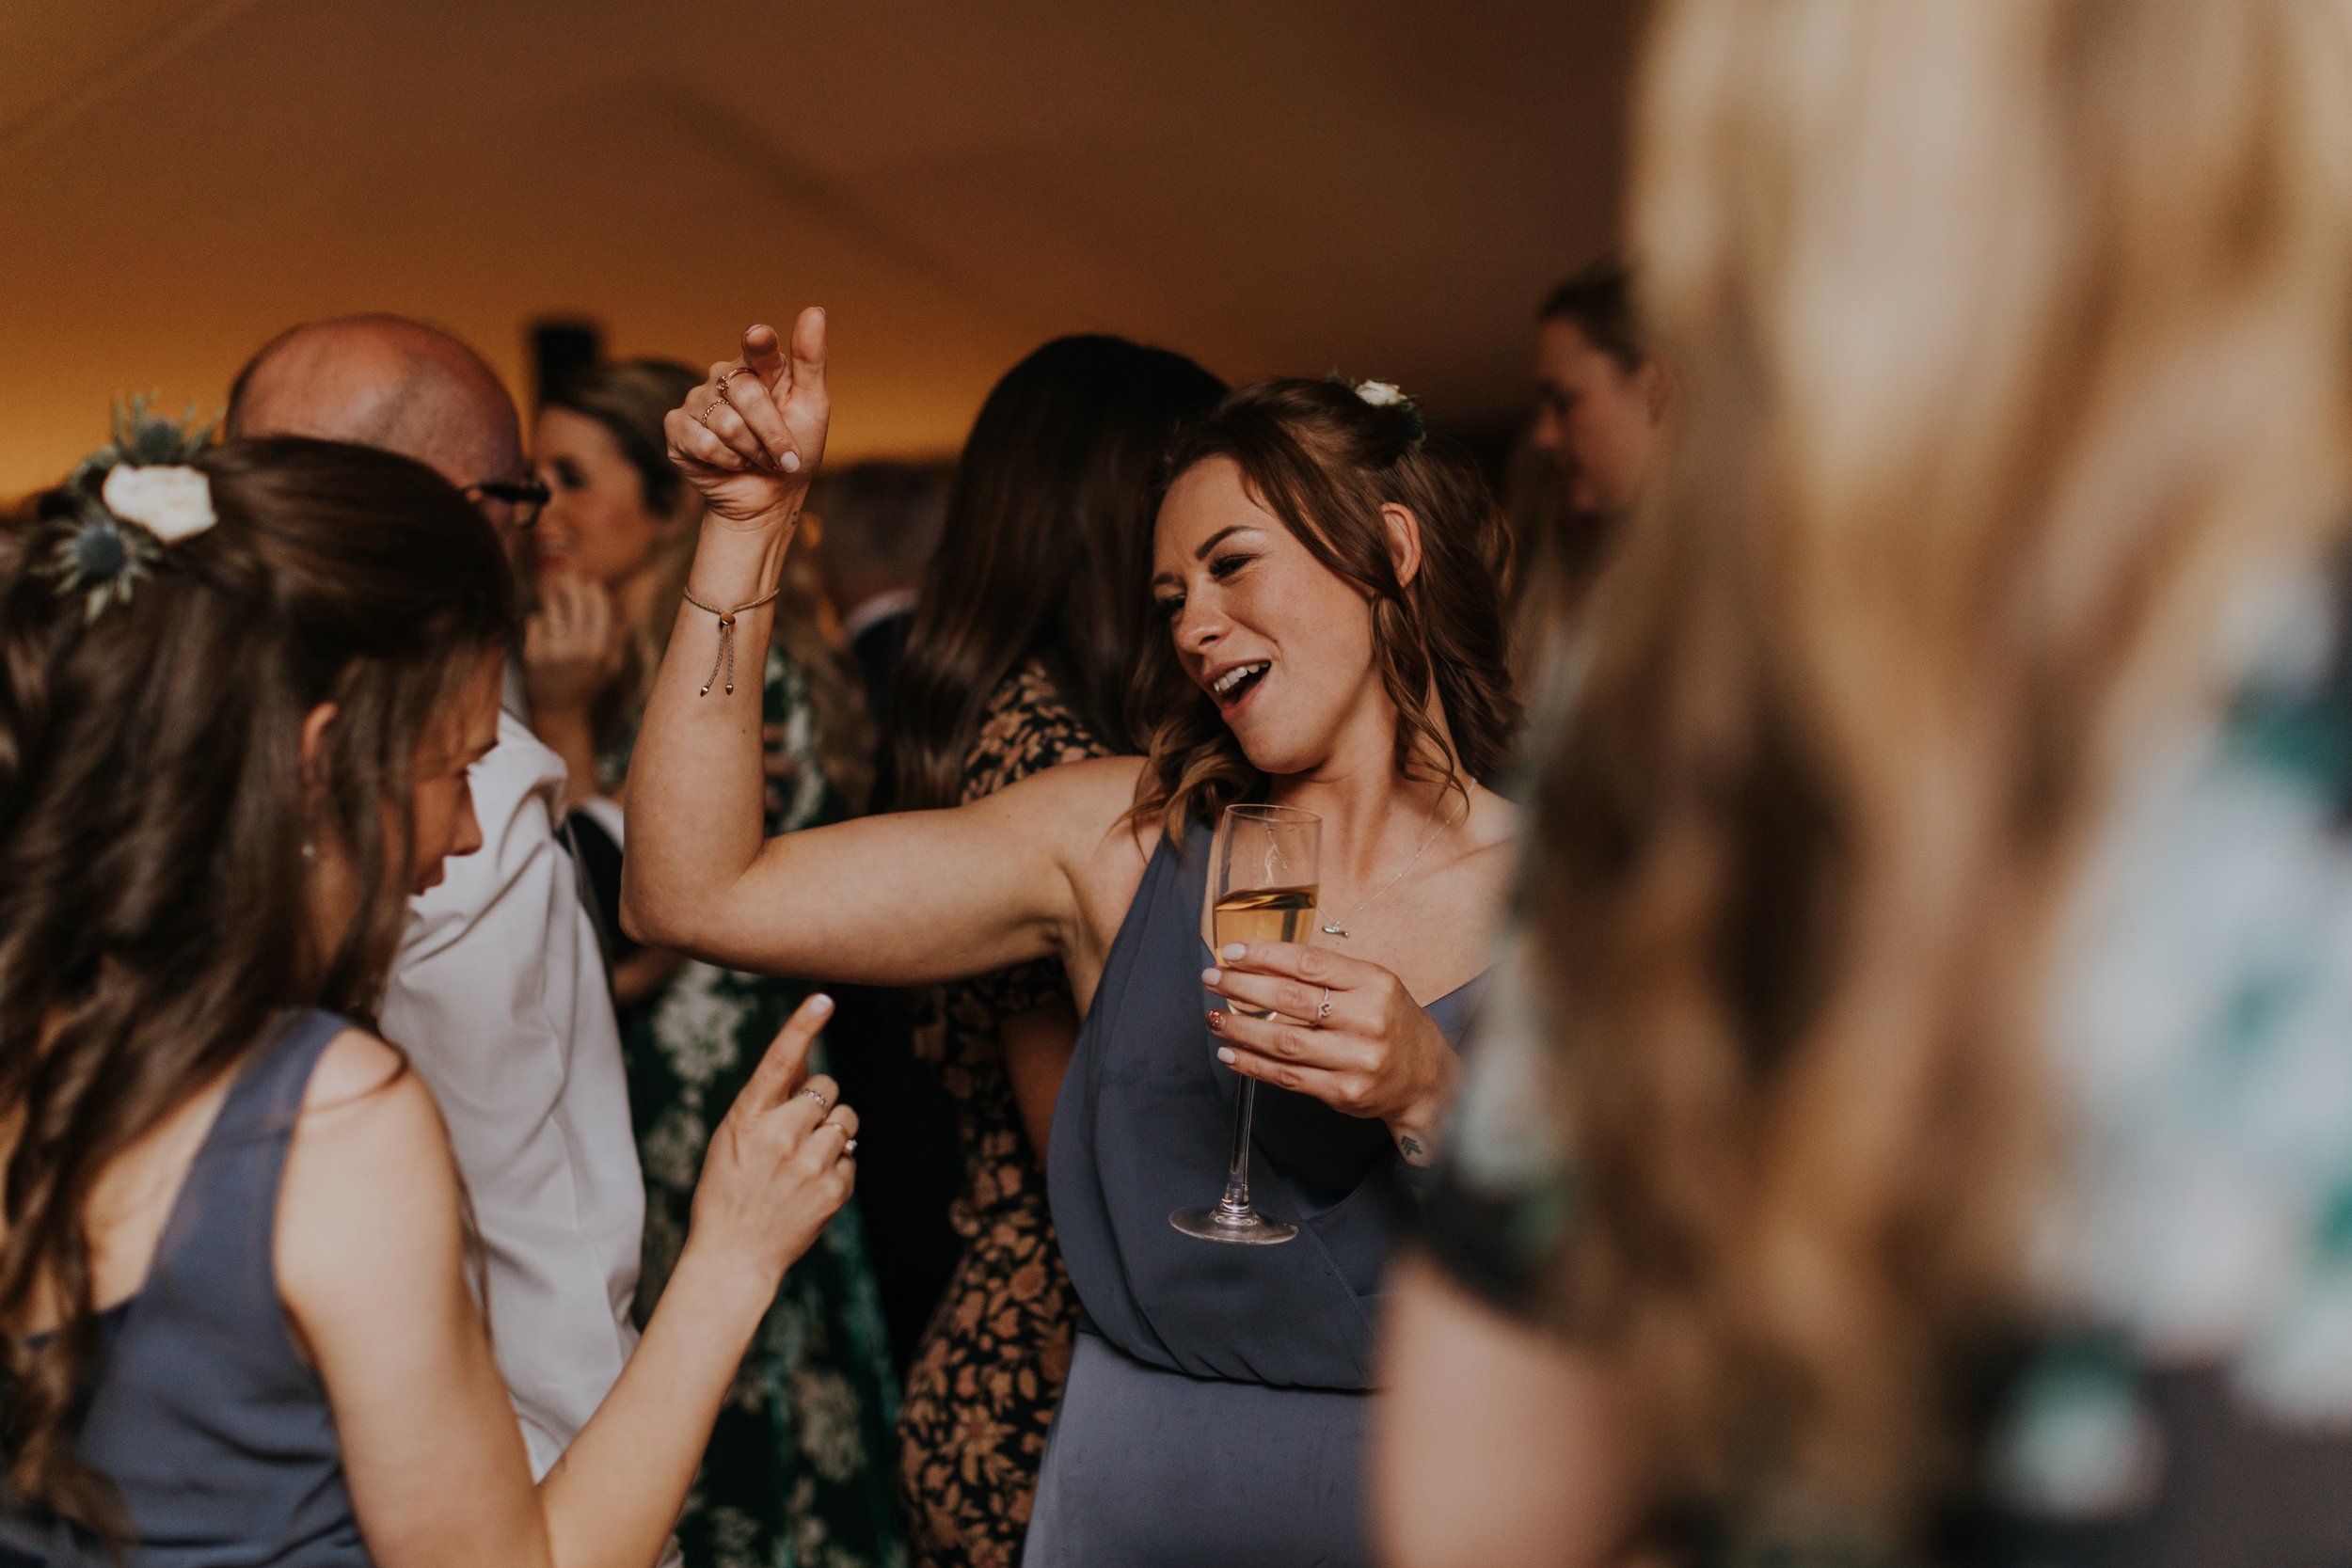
[1220,1078,1259,1216]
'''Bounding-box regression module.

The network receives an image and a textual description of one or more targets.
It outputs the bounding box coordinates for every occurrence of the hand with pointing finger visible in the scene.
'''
[663,309,832,532]
[683,990,860,1297]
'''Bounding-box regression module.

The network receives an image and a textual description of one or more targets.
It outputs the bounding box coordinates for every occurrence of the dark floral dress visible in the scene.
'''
[606,644,906,1568]
[895,658,1105,1568]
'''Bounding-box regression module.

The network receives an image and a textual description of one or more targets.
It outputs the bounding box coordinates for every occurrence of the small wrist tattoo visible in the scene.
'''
[1397,1132,1430,1166]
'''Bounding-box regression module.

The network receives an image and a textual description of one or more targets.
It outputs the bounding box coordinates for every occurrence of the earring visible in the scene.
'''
[301,841,316,862]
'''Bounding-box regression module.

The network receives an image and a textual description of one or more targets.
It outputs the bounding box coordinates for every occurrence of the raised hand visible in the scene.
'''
[662,308,831,531]
[1201,941,1459,1164]
[522,571,623,720]
[686,991,859,1291]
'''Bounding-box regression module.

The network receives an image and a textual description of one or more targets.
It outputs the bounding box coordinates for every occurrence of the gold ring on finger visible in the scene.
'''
[797,1085,829,1108]
[696,401,721,428]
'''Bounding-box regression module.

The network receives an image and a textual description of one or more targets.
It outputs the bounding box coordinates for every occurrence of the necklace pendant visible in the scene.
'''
[1320,923,1350,938]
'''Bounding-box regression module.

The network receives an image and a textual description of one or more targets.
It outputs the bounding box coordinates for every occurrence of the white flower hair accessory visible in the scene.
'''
[38,395,220,622]
[1332,373,1427,445]
[102,465,216,544]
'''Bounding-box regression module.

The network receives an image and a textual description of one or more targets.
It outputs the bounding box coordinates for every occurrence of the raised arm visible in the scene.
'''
[288,997,858,1568]
[621,312,1134,987]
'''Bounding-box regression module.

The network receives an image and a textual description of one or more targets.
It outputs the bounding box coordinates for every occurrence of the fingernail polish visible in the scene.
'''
[1201,968,1221,986]
[1222,943,1246,962]
[1216,1048,1236,1065]
[808,993,834,1018]
[781,451,803,473]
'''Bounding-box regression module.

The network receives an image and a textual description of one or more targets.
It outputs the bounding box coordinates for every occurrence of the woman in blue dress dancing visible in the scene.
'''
[624,316,1521,1567]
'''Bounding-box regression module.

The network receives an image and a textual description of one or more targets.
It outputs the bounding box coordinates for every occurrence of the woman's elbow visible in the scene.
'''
[617,873,688,950]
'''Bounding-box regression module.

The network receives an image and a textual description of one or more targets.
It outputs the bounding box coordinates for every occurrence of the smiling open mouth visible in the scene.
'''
[1212,661,1269,703]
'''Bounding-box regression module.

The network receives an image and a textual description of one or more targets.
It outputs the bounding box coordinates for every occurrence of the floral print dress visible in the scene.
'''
[1422,568,2352,1566]
[605,643,906,1568]
[895,658,1105,1568]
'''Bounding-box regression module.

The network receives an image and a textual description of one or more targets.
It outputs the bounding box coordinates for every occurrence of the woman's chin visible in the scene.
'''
[1229,724,1315,780]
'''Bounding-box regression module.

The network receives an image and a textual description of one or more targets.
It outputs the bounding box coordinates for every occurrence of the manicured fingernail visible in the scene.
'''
[1221,943,1246,962]
[1201,967,1221,986]
[1207,1010,1225,1031]
[1216,1047,1236,1065]
[807,993,834,1018]
[781,451,803,473]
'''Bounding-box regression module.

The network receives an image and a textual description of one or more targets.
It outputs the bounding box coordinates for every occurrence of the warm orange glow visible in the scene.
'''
[0,1,1629,497]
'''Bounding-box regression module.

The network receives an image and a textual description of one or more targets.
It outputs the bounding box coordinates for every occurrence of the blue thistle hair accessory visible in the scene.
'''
[38,395,221,623]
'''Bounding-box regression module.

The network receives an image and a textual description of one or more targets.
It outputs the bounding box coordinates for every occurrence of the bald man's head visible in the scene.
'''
[228,315,524,505]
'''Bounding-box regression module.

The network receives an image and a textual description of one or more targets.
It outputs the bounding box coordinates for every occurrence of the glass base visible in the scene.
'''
[1169,1202,1298,1245]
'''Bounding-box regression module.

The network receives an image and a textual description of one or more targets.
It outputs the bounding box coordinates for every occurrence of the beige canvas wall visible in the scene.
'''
[0,0,1631,494]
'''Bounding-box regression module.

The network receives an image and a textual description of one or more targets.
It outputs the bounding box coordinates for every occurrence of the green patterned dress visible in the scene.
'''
[604,643,906,1568]
[1422,568,2352,1566]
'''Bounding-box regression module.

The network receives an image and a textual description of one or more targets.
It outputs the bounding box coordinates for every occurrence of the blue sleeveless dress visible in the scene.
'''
[0,1010,373,1567]
[1028,825,1484,1567]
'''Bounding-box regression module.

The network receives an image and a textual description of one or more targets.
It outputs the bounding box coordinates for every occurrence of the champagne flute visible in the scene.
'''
[1170,803,1320,1244]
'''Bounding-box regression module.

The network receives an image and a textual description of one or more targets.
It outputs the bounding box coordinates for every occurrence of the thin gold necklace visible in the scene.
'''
[1318,794,1463,940]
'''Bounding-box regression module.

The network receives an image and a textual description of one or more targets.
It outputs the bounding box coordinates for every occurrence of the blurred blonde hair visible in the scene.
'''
[1527,0,2352,1528]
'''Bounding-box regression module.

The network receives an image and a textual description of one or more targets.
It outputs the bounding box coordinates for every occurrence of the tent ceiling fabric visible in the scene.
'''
[0,0,1629,495]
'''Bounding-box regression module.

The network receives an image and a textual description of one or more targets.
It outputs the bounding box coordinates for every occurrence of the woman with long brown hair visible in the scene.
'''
[520,358,900,1568]
[623,314,1520,1566]
[1377,3,2352,1564]
[885,334,1223,1568]
[0,433,859,1566]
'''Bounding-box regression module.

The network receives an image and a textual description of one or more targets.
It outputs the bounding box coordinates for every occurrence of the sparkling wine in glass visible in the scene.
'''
[1170,803,1320,1245]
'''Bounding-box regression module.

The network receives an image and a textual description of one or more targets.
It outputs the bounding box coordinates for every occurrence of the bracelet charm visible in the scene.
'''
[682,584,782,695]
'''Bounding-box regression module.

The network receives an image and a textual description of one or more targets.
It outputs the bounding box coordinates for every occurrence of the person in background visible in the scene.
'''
[1512,258,1667,678]
[524,358,902,1568]
[1378,4,2352,1566]
[881,335,1224,1567]
[811,459,949,731]
[800,459,966,1382]
[628,312,1519,1567]
[0,433,858,1567]
[1532,257,1663,524]
[225,317,656,1513]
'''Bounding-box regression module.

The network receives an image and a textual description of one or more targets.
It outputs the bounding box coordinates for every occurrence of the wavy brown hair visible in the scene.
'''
[890,335,1225,811]
[546,358,875,811]
[1131,378,1520,838]
[0,438,514,1535]
[1527,0,2352,1532]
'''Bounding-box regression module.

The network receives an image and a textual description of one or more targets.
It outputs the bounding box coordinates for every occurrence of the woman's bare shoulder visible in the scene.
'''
[284,1030,457,1213]
[979,754,1158,969]
[278,1028,464,1316]
[1466,784,1521,852]
[979,753,1152,845]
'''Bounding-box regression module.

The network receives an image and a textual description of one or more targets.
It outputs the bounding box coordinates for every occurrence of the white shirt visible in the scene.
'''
[838,585,919,645]
[378,700,645,1479]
